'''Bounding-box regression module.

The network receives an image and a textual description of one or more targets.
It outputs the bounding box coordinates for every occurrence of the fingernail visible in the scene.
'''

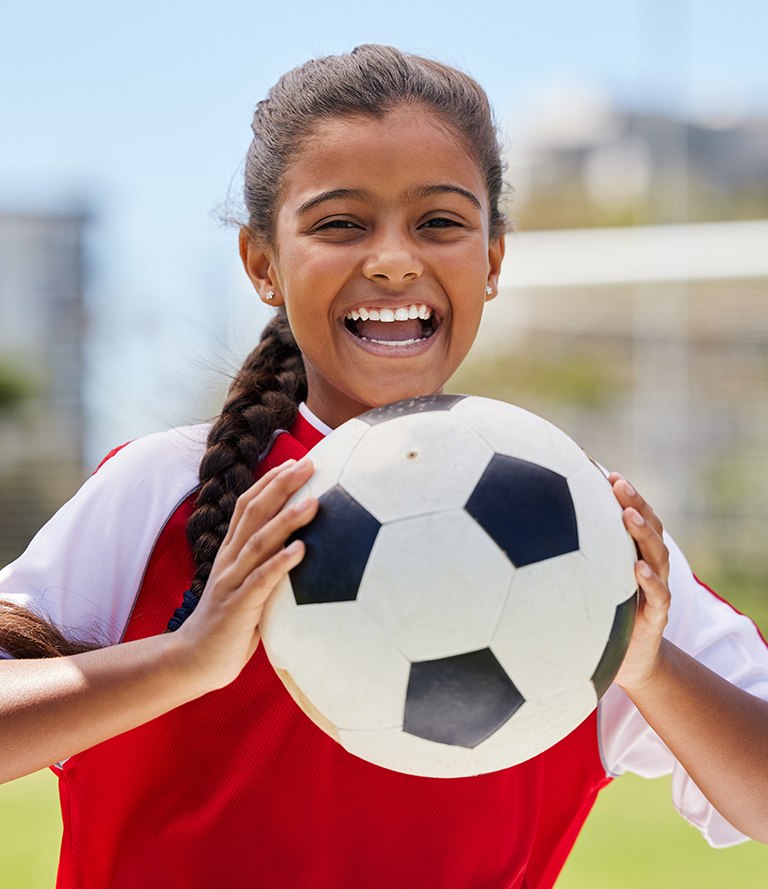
[638,561,653,578]
[278,459,296,470]
[623,480,637,498]
[631,509,645,526]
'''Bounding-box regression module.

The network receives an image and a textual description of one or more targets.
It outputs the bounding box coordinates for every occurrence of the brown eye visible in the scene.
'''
[316,219,360,230]
[422,217,461,229]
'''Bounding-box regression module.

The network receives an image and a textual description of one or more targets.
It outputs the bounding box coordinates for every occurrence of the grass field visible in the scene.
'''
[1,767,766,887]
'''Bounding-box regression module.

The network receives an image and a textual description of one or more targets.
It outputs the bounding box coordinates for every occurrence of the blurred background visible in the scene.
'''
[1,0,767,885]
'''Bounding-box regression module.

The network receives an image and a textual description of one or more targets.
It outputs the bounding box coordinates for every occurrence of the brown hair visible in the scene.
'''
[244,44,508,245]
[0,600,97,658]
[1,44,508,653]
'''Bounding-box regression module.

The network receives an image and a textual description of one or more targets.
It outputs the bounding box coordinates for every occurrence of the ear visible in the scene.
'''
[485,234,505,301]
[239,227,284,306]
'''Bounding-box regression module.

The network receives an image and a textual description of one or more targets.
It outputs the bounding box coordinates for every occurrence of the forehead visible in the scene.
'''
[278,107,488,213]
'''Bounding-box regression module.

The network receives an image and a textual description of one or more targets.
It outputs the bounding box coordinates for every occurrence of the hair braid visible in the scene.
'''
[170,311,306,629]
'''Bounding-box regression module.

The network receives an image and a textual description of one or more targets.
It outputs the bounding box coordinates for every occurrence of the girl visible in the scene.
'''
[1,44,767,889]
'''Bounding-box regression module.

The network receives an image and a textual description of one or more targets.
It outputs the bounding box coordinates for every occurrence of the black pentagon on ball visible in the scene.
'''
[358,393,467,426]
[465,454,579,567]
[404,648,525,749]
[591,592,639,698]
[288,485,381,605]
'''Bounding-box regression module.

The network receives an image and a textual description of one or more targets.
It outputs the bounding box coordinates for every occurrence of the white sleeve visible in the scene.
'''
[0,425,207,655]
[598,532,768,847]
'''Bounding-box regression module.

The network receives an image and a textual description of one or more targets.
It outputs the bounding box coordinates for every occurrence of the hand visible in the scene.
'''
[174,457,318,692]
[608,474,671,693]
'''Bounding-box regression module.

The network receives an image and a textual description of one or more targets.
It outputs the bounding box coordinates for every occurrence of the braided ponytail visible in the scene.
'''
[168,311,306,629]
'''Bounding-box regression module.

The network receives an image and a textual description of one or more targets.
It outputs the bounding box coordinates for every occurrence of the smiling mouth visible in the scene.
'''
[343,303,437,347]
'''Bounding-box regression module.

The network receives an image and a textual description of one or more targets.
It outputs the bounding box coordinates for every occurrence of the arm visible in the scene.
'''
[610,474,768,843]
[0,458,318,785]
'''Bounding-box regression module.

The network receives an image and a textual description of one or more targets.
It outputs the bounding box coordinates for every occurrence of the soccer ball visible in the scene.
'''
[260,395,638,777]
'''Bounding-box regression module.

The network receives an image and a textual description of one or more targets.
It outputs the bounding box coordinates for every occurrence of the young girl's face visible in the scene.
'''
[242,105,504,429]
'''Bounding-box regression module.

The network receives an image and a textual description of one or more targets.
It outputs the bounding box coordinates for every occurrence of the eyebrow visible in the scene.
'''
[295,183,482,217]
[412,184,482,209]
[296,189,365,217]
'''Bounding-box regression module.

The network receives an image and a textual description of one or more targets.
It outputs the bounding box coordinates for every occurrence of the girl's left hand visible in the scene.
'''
[608,473,671,693]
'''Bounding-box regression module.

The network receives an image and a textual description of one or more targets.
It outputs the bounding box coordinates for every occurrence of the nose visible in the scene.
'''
[361,226,423,284]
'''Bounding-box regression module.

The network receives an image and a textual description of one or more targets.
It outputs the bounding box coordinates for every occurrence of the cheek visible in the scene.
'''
[279,241,350,290]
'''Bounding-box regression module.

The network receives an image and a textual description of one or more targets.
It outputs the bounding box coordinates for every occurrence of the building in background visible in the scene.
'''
[0,210,88,564]
[510,101,768,231]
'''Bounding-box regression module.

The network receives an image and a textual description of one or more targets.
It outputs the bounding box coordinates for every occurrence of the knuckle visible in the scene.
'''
[231,491,249,521]
[235,486,258,516]
[251,558,283,590]
[243,533,267,561]
[241,495,260,519]
[276,472,300,495]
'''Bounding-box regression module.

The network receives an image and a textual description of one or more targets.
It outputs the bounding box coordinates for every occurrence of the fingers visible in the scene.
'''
[224,457,314,550]
[239,537,307,609]
[233,493,318,581]
[609,473,670,589]
[635,558,671,624]
[214,457,318,591]
[606,473,674,690]
[608,472,663,535]
[223,460,295,543]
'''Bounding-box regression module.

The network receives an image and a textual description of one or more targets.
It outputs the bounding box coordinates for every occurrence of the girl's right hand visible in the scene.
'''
[0,457,317,783]
[174,457,318,692]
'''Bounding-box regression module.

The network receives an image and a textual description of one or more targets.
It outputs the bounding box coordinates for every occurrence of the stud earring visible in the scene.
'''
[265,290,275,301]
[485,285,493,296]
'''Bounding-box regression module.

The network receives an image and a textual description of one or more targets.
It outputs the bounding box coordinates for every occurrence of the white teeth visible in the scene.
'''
[365,337,422,347]
[345,303,433,321]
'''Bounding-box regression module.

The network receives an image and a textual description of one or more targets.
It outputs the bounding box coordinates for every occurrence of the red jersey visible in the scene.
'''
[53,411,610,889]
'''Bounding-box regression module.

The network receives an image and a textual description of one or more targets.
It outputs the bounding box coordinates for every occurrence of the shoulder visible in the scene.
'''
[94,423,209,481]
[0,424,210,649]
[48,424,210,559]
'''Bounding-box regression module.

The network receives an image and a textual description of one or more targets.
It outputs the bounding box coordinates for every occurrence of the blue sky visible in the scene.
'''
[2,0,767,459]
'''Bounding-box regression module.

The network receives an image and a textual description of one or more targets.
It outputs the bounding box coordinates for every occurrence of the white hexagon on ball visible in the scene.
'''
[357,509,514,662]
[450,396,588,478]
[490,550,616,700]
[339,411,493,523]
[261,593,410,732]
